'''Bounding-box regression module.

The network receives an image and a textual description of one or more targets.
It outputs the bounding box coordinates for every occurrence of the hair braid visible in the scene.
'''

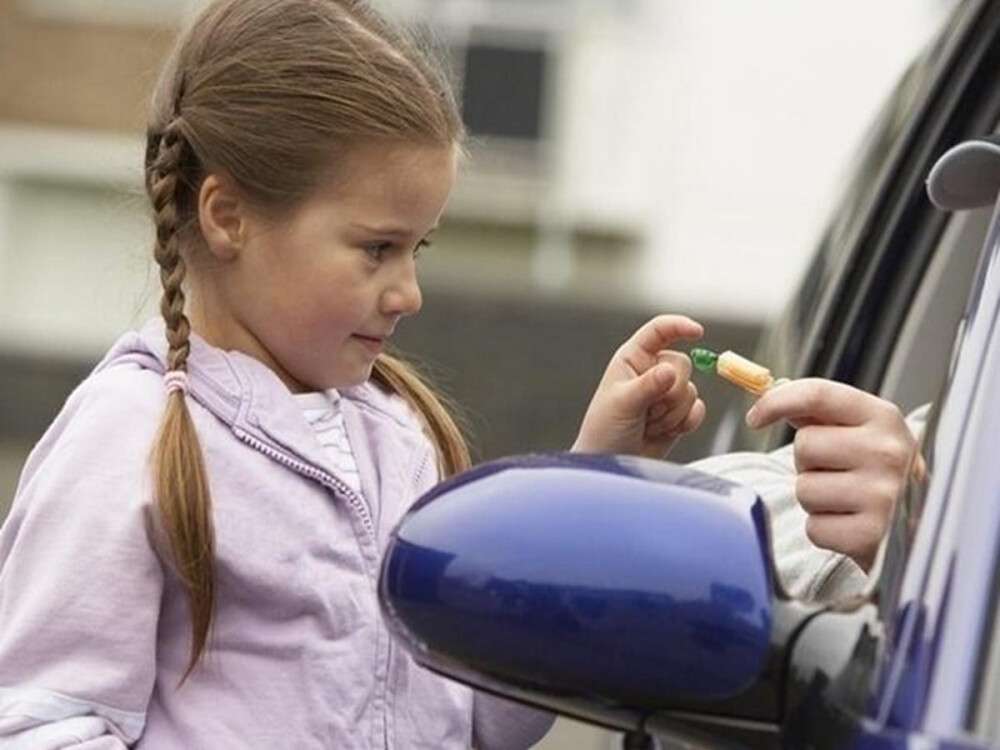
[149,118,216,682]
[151,121,193,371]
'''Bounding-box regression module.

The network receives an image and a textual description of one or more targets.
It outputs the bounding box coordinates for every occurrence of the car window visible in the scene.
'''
[716,6,972,457]
[879,194,995,573]
[879,204,992,414]
[787,59,931,344]
[725,51,943,455]
[712,55,946,453]
[864,119,1000,602]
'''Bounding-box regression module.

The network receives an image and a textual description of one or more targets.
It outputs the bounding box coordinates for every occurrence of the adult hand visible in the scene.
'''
[572,315,705,458]
[746,378,922,571]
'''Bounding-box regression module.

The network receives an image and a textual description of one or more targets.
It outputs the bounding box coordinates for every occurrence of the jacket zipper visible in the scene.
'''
[235,426,397,746]
[235,426,405,748]
[232,426,376,541]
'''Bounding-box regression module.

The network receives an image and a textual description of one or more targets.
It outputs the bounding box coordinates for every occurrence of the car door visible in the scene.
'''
[778,157,1000,749]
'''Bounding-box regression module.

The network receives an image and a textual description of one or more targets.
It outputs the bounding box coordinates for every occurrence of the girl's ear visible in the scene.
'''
[198,174,245,261]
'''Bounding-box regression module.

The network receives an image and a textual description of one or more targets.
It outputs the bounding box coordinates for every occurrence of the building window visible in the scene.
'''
[460,38,549,141]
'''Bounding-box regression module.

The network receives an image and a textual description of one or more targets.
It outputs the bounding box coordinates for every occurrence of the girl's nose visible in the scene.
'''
[381,260,423,317]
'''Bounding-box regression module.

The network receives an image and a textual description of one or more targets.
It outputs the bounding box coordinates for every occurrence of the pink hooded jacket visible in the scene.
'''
[0,320,553,749]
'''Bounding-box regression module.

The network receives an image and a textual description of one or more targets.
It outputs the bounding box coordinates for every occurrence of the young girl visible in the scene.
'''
[0,2,705,748]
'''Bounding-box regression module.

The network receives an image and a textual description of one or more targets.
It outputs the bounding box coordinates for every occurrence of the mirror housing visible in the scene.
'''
[379,453,778,730]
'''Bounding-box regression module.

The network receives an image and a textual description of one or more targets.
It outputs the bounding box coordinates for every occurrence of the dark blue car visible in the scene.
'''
[378,1,1000,747]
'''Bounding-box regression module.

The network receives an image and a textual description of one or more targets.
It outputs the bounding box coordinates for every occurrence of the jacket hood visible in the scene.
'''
[92,318,427,476]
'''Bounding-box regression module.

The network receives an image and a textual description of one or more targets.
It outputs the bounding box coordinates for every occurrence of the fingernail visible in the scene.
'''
[745,408,759,428]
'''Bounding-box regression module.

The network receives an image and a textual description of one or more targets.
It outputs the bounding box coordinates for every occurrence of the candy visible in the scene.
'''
[716,351,774,395]
[691,346,785,396]
[690,347,719,373]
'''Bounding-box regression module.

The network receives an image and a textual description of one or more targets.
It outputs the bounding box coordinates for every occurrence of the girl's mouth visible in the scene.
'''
[352,334,385,353]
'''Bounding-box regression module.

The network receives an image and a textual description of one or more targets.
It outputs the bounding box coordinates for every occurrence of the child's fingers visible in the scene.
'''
[646,382,688,423]
[648,382,699,431]
[644,408,705,447]
[645,353,692,415]
[623,362,678,413]
[648,398,671,421]
[622,315,703,365]
[676,397,706,434]
[646,391,704,438]
[656,349,693,376]
[746,378,882,430]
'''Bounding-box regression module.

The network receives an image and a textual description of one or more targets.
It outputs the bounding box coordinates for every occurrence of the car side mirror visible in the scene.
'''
[379,453,801,732]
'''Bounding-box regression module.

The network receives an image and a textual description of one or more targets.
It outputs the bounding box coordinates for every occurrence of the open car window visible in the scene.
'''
[722,50,945,455]
[879,204,992,414]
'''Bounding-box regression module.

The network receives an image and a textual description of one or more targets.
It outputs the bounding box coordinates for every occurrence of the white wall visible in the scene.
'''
[554,0,956,320]
[0,129,154,358]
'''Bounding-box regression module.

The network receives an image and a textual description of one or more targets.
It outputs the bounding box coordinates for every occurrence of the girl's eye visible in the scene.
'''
[414,238,432,258]
[364,238,432,262]
[364,243,391,261]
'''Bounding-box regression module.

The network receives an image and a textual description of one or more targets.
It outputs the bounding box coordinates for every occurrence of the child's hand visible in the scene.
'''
[746,379,923,572]
[572,315,705,458]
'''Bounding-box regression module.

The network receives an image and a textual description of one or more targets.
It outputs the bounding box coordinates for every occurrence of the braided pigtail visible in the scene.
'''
[148,118,216,682]
[372,355,471,477]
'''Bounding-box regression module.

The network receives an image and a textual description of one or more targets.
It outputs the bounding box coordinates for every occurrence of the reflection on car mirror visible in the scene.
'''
[378,453,799,731]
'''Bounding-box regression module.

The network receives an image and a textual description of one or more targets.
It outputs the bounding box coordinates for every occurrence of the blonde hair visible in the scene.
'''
[144,0,469,680]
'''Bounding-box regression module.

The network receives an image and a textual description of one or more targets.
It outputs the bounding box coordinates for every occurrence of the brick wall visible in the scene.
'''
[0,0,173,132]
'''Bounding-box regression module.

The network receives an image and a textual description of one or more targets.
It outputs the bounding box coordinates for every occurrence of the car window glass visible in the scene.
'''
[879,205,992,414]
[786,7,961,350]
[724,53,942,456]
[723,10,967,456]
[875,401,938,623]
[875,199,1000,628]
[765,56,935,375]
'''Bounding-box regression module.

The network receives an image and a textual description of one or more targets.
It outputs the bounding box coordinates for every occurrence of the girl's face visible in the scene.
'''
[194,142,457,392]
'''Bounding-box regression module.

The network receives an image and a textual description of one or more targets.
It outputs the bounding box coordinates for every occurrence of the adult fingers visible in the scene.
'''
[792,425,860,472]
[795,422,914,476]
[795,470,897,517]
[747,378,894,430]
[804,512,886,569]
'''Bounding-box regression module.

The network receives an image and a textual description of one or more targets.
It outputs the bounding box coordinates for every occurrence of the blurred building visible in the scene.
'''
[0,0,768,495]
